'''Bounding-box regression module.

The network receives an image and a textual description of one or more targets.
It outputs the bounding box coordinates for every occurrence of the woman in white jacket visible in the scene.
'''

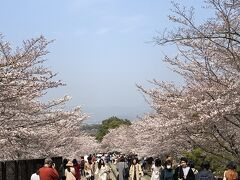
[151,159,163,180]
[95,159,110,180]
[65,161,76,180]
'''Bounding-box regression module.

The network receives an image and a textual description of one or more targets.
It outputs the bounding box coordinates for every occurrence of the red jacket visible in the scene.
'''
[73,163,81,180]
[39,166,59,180]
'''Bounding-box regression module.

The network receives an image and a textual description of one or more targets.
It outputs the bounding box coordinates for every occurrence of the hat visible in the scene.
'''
[66,161,73,167]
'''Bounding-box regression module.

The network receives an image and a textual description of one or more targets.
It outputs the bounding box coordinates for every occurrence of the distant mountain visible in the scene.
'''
[80,124,101,136]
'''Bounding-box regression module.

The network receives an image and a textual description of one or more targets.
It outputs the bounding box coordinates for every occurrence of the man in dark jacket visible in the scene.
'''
[174,157,195,180]
[196,161,215,180]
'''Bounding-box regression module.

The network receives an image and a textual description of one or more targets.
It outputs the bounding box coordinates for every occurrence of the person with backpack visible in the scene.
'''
[160,160,174,180]
[195,161,215,180]
[188,161,198,175]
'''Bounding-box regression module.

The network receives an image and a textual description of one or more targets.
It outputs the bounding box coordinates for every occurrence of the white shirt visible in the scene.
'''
[30,173,40,180]
[151,164,162,180]
[182,167,190,178]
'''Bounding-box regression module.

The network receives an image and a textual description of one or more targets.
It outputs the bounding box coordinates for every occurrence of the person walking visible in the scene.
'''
[223,162,238,180]
[151,158,163,180]
[85,156,95,180]
[160,160,174,180]
[174,157,195,180]
[30,165,41,180]
[188,161,198,175]
[80,156,85,176]
[95,159,110,180]
[31,171,40,180]
[73,159,81,180]
[38,158,59,180]
[65,161,76,180]
[129,158,144,180]
[117,156,129,180]
[195,161,214,180]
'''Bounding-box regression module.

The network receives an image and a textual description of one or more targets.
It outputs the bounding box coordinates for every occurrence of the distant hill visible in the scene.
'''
[80,124,101,136]
[80,116,131,141]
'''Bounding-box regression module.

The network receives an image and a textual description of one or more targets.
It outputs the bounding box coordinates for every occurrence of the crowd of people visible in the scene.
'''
[30,153,239,180]
[30,154,111,180]
[114,154,239,180]
[147,156,239,180]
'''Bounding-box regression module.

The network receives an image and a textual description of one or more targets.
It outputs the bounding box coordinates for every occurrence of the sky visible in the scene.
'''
[1,0,208,124]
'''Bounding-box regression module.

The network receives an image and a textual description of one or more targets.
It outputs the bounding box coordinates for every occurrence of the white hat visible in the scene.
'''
[66,161,73,167]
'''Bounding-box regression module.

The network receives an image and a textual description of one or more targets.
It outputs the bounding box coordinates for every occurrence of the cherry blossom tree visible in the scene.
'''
[100,1,240,161]
[0,34,89,160]
[52,133,101,159]
[101,116,181,157]
[101,125,135,154]
[138,0,240,162]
